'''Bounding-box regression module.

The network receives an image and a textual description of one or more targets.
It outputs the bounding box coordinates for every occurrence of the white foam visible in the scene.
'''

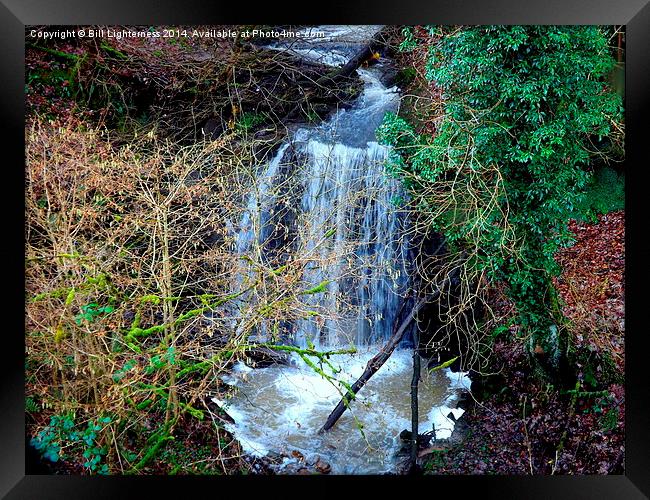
[219,350,471,473]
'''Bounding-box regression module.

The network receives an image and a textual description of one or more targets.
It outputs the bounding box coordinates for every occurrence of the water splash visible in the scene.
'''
[217,349,470,474]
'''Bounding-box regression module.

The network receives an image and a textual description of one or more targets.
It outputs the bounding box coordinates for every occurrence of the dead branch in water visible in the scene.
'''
[316,27,392,85]
[318,293,435,434]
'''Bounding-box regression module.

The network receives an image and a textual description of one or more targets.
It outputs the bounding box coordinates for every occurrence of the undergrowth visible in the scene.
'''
[25,117,355,474]
[573,167,625,222]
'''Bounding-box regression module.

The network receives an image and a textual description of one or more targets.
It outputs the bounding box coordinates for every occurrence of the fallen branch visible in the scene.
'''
[318,294,431,434]
[315,27,391,85]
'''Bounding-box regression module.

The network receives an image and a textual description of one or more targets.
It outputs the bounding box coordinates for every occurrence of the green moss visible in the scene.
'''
[27,43,81,61]
[99,40,128,60]
[395,67,417,87]
[301,280,330,295]
[235,111,268,133]
[128,421,176,474]
[427,356,459,373]
[125,290,247,343]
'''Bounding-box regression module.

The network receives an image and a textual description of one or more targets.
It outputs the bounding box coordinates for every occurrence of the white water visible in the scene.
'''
[221,26,470,474]
[216,349,470,474]
[236,26,408,347]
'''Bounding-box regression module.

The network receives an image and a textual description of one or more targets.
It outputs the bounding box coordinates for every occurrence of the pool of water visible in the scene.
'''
[215,348,470,474]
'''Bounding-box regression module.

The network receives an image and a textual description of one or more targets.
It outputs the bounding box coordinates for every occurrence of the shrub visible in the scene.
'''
[379,26,623,378]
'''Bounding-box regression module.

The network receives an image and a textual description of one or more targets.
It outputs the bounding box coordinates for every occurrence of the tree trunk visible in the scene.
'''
[409,330,420,473]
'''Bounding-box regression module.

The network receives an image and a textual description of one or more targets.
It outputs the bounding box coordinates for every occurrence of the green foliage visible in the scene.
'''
[144,347,177,375]
[25,46,87,108]
[235,111,267,132]
[573,167,625,222]
[112,359,137,382]
[423,449,448,471]
[31,414,112,474]
[74,302,115,325]
[395,67,417,89]
[160,441,222,475]
[599,405,619,432]
[26,396,40,414]
[27,67,75,98]
[31,415,70,463]
[399,27,418,52]
[379,26,623,373]
[399,26,441,53]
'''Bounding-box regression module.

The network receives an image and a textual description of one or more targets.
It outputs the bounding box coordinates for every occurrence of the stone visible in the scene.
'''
[314,456,332,474]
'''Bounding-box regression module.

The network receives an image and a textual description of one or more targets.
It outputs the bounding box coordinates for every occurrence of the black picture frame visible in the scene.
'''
[3,1,648,498]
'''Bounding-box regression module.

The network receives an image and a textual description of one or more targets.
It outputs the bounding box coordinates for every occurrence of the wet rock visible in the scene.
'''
[280,451,333,475]
[265,450,284,463]
[378,63,399,87]
[313,456,332,474]
[202,117,224,140]
[206,397,236,424]
[244,346,292,368]
[399,429,434,448]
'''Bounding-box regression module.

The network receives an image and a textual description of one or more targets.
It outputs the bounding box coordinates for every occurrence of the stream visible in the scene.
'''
[219,25,471,475]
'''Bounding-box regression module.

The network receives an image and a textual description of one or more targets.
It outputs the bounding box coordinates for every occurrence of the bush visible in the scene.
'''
[25,119,250,473]
[31,414,111,474]
[379,26,623,377]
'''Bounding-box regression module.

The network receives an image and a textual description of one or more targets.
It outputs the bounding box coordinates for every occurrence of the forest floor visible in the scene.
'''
[422,211,625,475]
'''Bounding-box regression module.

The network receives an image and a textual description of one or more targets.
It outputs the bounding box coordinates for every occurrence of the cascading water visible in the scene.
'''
[219,26,470,474]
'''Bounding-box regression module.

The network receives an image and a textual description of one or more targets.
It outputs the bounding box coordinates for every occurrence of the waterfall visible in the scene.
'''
[233,27,410,348]
[221,26,471,475]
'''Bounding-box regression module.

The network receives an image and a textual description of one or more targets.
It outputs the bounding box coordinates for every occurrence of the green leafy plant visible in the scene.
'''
[378,26,623,378]
[31,414,112,474]
[80,417,112,474]
[112,359,137,382]
[74,302,114,325]
[399,27,418,52]
[235,111,267,132]
[31,415,70,463]
[573,167,625,222]
[599,405,619,432]
[144,347,177,375]
[26,396,40,414]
